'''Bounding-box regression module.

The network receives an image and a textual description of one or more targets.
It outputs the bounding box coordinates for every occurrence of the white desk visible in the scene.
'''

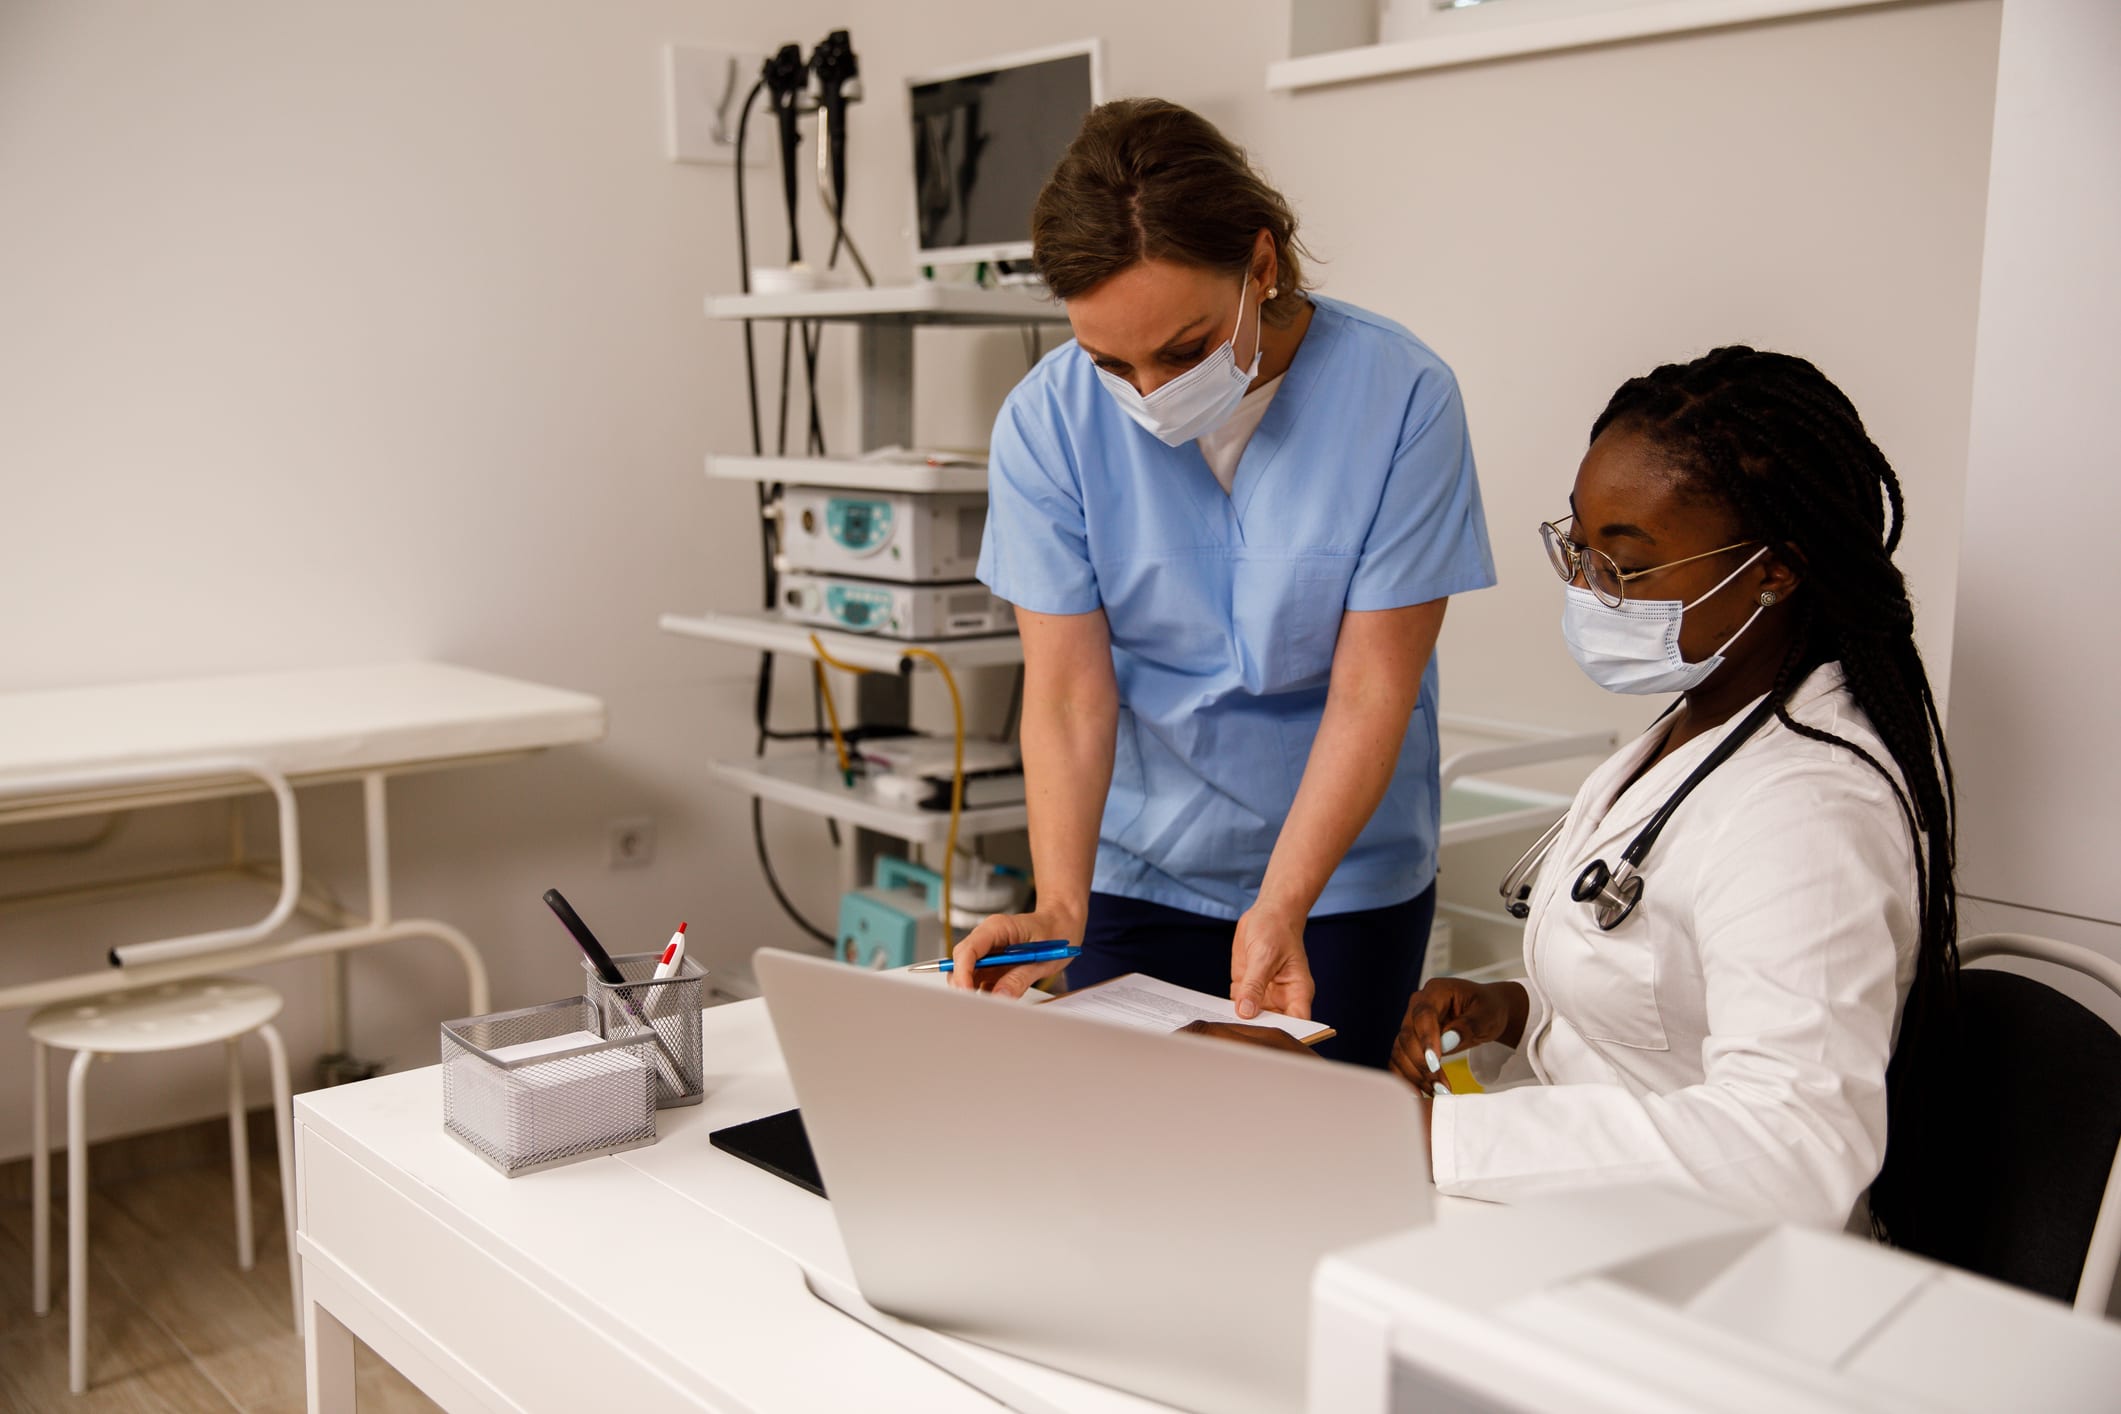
[295,997,1470,1412]
[0,663,605,1069]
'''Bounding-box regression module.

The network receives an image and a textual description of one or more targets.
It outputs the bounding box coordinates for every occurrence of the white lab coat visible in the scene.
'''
[1430,664,1919,1229]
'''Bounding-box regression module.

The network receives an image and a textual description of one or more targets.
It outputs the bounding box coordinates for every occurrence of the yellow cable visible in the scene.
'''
[812,659,853,785]
[808,636,965,949]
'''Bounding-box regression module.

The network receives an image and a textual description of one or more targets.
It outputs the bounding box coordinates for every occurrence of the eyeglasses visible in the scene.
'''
[1540,517,1759,608]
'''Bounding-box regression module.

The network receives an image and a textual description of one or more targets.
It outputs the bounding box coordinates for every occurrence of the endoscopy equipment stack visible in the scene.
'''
[657,39,1098,969]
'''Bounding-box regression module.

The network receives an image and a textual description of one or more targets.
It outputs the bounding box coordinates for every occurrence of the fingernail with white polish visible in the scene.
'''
[1436,1081,1452,1095]
[1440,1029,1461,1054]
[1423,1049,1440,1072]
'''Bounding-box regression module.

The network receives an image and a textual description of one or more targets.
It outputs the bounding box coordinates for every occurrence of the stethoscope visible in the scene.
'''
[1498,694,1780,931]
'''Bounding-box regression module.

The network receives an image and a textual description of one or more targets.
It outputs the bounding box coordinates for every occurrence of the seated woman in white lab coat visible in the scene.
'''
[1195,346,1958,1242]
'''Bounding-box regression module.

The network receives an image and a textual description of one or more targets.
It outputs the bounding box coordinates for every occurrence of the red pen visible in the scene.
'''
[653,922,687,980]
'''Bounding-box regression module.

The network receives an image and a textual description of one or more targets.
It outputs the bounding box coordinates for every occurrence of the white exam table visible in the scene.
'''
[0,663,605,1070]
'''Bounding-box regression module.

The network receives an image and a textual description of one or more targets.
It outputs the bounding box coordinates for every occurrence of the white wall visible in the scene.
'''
[0,0,2002,1153]
[1264,0,2000,743]
[0,0,846,1157]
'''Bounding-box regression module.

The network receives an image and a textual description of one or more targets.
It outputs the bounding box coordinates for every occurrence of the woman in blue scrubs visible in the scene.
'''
[950,99,1495,1068]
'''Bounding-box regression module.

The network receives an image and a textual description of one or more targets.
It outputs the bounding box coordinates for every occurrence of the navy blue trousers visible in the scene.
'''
[1066,886,1437,1069]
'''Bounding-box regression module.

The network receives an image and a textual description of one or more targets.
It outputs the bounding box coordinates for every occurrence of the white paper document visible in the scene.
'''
[1043,973,1333,1045]
[486,1029,609,1064]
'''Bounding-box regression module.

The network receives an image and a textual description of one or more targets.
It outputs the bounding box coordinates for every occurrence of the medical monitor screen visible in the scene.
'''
[910,49,1095,264]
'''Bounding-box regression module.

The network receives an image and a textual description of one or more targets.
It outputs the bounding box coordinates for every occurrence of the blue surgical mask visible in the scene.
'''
[1093,276,1263,446]
[1562,547,1770,695]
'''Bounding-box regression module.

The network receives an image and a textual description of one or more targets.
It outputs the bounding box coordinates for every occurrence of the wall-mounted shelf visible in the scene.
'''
[706,454,988,497]
[659,610,1023,675]
[1267,0,1907,92]
[705,283,1065,325]
[709,752,1028,845]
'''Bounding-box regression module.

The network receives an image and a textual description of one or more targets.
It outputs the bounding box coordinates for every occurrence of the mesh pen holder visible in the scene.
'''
[584,953,707,1109]
[441,997,658,1177]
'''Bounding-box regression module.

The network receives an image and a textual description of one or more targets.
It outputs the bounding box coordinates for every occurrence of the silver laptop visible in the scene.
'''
[754,949,1433,1414]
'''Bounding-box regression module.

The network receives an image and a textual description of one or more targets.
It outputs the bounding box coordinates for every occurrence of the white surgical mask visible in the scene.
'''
[1093,276,1263,446]
[1562,547,1770,695]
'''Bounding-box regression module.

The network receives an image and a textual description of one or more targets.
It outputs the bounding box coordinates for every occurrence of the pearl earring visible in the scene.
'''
[1758,591,1778,606]
[1267,286,1278,299]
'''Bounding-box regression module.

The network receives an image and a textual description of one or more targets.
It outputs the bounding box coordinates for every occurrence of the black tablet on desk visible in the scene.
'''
[709,1108,826,1198]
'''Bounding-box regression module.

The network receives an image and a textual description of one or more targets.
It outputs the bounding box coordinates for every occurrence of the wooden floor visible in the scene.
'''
[0,1147,439,1412]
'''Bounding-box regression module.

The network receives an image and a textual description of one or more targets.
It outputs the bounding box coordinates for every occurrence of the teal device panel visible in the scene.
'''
[826,497,894,555]
[837,858,944,969]
[823,581,896,633]
[837,890,922,969]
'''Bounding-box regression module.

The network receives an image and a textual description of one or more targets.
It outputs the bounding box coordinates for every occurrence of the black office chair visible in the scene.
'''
[1882,933,2121,1314]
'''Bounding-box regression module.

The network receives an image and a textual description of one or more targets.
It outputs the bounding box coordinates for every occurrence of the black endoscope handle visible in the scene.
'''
[809,30,858,205]
[762,43,807,264]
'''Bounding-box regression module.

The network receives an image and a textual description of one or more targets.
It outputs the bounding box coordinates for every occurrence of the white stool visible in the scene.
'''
[28,978,298,1394]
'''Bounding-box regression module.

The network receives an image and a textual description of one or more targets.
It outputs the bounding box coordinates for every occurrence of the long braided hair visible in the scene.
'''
[1591,346,1958,1249]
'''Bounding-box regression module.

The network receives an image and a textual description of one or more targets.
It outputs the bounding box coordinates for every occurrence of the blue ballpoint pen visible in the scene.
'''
[909,943,1082,974]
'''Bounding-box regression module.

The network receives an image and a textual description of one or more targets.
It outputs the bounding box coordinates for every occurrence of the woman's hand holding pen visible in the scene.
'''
[948,907,1084,998]
[1391,977,1530,1097]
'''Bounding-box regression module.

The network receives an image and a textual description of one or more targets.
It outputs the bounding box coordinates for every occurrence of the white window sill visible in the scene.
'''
[1267,0,1916,92]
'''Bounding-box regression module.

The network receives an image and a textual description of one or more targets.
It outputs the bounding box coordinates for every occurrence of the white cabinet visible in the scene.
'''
[1947,0,2121,939]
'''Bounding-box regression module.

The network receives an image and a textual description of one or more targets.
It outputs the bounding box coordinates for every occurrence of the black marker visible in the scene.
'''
[543,887,626,988]
[543,887,681,1086]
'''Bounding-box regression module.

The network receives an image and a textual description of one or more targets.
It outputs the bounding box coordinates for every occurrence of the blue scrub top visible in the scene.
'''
[976,295,1495,921]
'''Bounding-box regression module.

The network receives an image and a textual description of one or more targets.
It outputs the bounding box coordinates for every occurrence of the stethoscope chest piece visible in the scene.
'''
[1571,858,1645,932]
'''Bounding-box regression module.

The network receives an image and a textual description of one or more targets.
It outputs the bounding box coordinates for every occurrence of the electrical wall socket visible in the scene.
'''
[663,43,767,165]
[608,816,657,869]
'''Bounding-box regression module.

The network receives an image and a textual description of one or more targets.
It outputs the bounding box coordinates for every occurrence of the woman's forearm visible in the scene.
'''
[1018,691,1115,930]
[1256,684,1412,921]
[1256,601,1446,922]
[1015,613,1120,932]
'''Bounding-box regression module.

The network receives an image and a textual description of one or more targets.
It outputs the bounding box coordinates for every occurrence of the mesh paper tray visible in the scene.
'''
[441,996,657,1177]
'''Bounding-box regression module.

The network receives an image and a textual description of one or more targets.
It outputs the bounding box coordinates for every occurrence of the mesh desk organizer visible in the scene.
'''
[441,954,705,1177]
[584,952,708,1109]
